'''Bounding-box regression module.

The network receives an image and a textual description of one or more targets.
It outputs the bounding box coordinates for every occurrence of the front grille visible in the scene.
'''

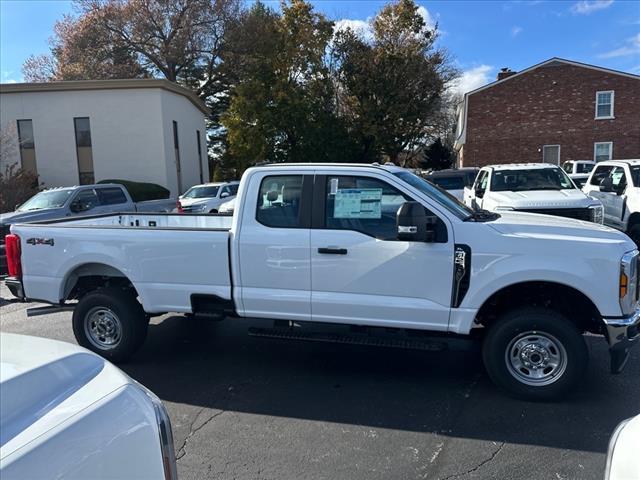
[515,207,593,222]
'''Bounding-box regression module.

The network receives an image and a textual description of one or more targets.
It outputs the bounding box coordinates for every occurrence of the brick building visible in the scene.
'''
[454,58,640,168]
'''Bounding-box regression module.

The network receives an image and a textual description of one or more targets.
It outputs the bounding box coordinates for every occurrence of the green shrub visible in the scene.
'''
[98,179,170,202]
[0,164,41,213]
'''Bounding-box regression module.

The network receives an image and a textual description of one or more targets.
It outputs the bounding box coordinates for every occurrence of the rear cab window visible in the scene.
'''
[256,175,306,228]
[97,187,128,205]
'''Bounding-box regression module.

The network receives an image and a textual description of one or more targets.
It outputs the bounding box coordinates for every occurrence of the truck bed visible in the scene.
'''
[11,213,233,313]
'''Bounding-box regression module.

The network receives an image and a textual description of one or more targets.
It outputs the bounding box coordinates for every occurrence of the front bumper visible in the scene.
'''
[4,276,24,299]
[604,309,640,373]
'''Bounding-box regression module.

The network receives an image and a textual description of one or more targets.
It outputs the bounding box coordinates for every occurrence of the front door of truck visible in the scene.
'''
[310,174,454,331]
[237,173,313,321]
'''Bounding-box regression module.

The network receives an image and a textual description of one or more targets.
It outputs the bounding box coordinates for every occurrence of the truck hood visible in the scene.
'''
[488,211,632,246]
[0,333,132,459]
[0,208,67,226]
[489,189,596,209]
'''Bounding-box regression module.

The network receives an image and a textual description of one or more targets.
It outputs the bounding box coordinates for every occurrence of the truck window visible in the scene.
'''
[256,175,304,228]
[589,165,614,186]
[474,170,488,194]
[430,176,465,190]
[97,187,128,205]
[610,167,627,190]
[73,189,100,210]
[324,176,410,241]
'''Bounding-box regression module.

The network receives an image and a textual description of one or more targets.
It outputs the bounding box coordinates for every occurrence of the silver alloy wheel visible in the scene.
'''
[505,331,567,386]
[84,306,122,350]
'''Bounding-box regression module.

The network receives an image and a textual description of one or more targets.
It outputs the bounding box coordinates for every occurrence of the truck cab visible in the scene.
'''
[583,159,640,244]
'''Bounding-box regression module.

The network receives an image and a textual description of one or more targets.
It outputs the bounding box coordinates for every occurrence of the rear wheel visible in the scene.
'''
[482,307,588,401]
[209,209,218,214]
[72,287,147,362]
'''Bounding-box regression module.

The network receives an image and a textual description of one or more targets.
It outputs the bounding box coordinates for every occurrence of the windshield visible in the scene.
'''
[491,168,575,192]
[394,171,473,220]
[576,163,594,174]
[17,190,74,211]
[182,186,220,199]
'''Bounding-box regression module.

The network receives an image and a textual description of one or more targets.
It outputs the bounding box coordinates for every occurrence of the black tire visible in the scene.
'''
[482,307,588,401]
[72,287,147,362]
[627,223,640,247]
[209,209,218,214]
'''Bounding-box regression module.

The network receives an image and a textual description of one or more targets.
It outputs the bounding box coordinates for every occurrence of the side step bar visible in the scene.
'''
[27,305,75,317]
[248,327,452,352]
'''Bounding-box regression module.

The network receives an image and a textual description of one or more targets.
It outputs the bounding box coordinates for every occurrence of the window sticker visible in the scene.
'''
[334,188,382,219]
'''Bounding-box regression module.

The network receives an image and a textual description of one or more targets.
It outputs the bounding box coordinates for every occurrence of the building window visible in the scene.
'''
[74,117,95,185]
[595,91,614,119]
[542,145,560,165]
[196,130,203,183]
[173,121,182,193]
[594,142,613,162]
[17,119,38,175]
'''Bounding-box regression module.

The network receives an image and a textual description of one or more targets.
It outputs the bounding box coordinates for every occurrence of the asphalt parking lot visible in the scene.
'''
[1,283,638,480]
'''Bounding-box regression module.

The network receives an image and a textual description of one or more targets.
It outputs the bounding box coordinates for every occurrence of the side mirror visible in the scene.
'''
[600,177,615,193]
[220,191,230,199]
[396,201,438,242]
[474,187,485,199]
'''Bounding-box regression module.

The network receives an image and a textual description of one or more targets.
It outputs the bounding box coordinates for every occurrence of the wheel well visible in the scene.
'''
[476,281,603,335]
[63,263,137,302]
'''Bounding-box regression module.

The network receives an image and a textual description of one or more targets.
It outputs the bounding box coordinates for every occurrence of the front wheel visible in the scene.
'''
[482,307,588,401]
[72,287,148,362]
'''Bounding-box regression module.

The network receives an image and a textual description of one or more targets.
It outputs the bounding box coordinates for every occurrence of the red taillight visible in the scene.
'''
[176,200,184,214]
[5,234,22,277]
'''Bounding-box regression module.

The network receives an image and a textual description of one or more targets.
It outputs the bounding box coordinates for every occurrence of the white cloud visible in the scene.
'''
[511,26,523,37]
[3,79,17,84]
[333,18,373,41]
[570,0,614,15]
[333,6,437,42]
[451,65,494,96]
[598,33,640,58]
[416,6,436,30]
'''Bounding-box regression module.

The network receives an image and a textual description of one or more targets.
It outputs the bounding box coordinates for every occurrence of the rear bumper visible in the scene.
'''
[604,309,640,374]
[4,276,24,299]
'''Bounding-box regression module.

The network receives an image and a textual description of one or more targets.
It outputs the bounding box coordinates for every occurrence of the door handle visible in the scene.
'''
[318,247,348,255]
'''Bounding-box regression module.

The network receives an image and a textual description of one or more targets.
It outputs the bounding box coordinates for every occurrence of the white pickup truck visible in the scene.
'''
[4,164,640,400]
[464,163,604,223]
[583,159,640,245]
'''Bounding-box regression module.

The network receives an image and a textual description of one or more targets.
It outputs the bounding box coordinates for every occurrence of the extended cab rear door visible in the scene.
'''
[236,171,313,321]
[309,172,454,331]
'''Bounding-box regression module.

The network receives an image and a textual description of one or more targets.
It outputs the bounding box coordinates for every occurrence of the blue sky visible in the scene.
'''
[1,0,639,93]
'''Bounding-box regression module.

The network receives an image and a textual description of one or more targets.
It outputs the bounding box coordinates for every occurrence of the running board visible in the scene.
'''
[248,327,449,352]
[27,305,75,317]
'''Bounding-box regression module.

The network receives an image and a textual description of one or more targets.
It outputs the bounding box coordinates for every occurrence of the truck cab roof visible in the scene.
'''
[484,163,563,171]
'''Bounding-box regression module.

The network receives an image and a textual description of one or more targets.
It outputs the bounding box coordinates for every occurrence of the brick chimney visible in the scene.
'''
[497,67,516,81]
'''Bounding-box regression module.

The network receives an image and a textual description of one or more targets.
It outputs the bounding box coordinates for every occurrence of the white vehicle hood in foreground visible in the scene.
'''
[489,189,595,209]
[606,414,640,480]
[0,334,132,459]
[487,212,629,244]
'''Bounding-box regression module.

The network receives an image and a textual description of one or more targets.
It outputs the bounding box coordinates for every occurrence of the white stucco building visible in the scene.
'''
[0,79,209,195]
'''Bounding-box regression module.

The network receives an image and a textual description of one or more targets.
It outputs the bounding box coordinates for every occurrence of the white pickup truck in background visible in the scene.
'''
[562,160,596,188]
[583,159,640,245]
[4,163,639,400]
[0,333,176,480]
[464,163,604,223]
